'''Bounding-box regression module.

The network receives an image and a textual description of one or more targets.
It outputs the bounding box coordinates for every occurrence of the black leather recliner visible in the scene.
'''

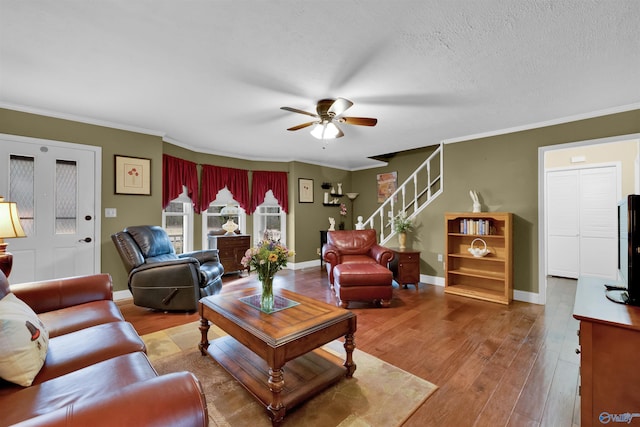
[111,225,224,311]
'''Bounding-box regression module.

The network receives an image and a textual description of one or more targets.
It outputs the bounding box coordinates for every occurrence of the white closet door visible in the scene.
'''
[547,170,580,278]
[546,165,619,280]
[579,167,618,280]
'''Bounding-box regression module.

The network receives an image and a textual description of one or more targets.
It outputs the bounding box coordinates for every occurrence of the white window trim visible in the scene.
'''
[201,187,246,249]
[252,190,286,245]
[162,187,194,253]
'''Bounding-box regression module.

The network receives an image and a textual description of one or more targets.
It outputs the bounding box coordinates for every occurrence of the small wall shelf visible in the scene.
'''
[323,203,341,207]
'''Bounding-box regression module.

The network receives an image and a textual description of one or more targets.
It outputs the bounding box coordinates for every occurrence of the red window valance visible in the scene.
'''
[199,165,250,213]
[162,154,198,210]
[251,171,289,213]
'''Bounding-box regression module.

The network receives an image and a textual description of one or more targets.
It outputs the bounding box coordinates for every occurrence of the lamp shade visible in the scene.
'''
[310,121,340,140]
[0,197,26,241]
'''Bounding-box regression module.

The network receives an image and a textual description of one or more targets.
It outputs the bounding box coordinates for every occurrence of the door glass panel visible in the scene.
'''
[9,155,35,236]
[55,159,77,234]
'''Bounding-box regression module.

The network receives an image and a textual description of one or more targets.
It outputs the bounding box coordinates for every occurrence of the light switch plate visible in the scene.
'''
[105,208,117,218]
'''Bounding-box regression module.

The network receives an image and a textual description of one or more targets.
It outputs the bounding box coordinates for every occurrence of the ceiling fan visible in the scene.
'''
[280,98,377,139]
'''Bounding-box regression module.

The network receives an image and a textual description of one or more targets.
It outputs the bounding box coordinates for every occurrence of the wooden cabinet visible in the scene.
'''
[208,234,250,275]
[320,230,327,270]
[573,276,640,427]
[444,212,512,304]
[389,248,421,289]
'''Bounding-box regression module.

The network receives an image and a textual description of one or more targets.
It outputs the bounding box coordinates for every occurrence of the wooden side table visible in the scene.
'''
[320,230,327,270]
[389,248,421,290]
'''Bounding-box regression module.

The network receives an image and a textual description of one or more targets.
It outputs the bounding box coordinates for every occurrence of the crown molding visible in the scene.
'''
[0,102,165,137]
[442,102,640,145]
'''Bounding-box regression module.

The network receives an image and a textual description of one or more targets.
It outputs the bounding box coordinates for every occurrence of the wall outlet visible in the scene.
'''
[316,247,321,256]
[437,253,443,262]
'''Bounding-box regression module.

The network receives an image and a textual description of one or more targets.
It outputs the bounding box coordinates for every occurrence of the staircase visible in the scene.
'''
[362,143,443,245]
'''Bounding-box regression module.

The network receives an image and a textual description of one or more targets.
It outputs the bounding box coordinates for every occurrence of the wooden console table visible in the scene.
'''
[199,287,356,425]
[573,276,640,426]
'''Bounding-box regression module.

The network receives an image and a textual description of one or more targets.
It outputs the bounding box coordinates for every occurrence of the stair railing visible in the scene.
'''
[362,143,443,245]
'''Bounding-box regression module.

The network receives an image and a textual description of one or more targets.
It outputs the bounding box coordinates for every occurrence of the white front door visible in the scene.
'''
[0,134,101,283]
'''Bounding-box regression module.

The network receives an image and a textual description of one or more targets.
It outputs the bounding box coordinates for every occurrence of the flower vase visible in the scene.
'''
[260,276,274,312]
[398,232,407,249]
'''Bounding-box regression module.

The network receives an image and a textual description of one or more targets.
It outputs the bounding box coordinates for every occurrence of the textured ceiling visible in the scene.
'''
[1,1,639,170]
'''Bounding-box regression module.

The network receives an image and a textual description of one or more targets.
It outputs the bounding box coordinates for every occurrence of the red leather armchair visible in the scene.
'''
[322,229,395,285]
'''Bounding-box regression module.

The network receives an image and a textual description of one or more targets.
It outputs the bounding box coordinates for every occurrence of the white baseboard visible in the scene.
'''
[422,274,445,287]
[113,289,132,301]
[513,289,542,304]
[289,259,322,270]
[421,274,542,304]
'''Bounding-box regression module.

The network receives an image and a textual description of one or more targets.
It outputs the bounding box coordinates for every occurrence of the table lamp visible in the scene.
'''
[0,197,27,278]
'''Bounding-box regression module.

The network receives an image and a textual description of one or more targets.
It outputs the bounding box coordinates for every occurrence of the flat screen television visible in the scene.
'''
[607,194,640,305]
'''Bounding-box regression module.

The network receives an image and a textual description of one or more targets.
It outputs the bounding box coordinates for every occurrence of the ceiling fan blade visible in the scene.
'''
[339,117,378,126]
[327,98,353,116]
[287,121,317,131]
[280,106,319,118]
[335,125,345,138]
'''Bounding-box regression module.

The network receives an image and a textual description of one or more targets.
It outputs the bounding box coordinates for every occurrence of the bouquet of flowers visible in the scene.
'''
[338,203,347,229]
[388,211,413,233]
[241,239,295,281]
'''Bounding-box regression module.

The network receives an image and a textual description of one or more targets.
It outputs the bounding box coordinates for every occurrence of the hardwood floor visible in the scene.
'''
[118,269,580,427]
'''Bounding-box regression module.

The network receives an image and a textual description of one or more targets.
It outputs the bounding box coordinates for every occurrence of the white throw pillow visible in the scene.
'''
[0,293,49,386]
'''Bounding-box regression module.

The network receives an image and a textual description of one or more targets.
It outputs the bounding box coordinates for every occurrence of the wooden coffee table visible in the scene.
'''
[199,287,357,425]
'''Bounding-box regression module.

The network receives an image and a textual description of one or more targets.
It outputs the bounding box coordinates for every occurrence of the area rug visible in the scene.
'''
[142,322,437,426]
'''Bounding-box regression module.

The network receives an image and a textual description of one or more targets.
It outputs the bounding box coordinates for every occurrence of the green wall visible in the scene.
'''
[2,107,640,296]
[351,109,640,295]
[0,108,354,291]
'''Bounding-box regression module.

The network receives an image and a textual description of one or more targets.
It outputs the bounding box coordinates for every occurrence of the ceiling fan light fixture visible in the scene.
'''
[310,123,326,139]
[310,121,340,140]
[324,122,340,139]
[283,98,375,140]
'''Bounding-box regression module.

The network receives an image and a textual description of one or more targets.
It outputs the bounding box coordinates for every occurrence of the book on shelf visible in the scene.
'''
[459,218,492,235]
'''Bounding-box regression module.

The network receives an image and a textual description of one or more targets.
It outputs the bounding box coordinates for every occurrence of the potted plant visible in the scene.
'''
[388,211,413,249]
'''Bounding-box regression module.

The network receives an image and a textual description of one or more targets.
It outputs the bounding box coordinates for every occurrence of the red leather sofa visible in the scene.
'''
[0,271,208,427]
[322,229,395,307]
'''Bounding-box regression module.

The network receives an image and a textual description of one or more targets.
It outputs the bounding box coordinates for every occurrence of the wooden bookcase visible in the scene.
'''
[444,212,513,304]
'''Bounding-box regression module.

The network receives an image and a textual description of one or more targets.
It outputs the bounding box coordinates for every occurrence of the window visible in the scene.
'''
[162,187,194,254]
[201,187,246,249]
[253,190,286,244]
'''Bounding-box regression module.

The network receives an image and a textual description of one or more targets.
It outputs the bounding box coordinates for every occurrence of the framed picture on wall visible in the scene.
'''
[376,171,397,202]
[115,155,151,195]
[298,178,314,203]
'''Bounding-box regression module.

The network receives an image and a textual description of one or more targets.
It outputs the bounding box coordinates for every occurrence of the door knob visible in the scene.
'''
[79,237,92,243]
